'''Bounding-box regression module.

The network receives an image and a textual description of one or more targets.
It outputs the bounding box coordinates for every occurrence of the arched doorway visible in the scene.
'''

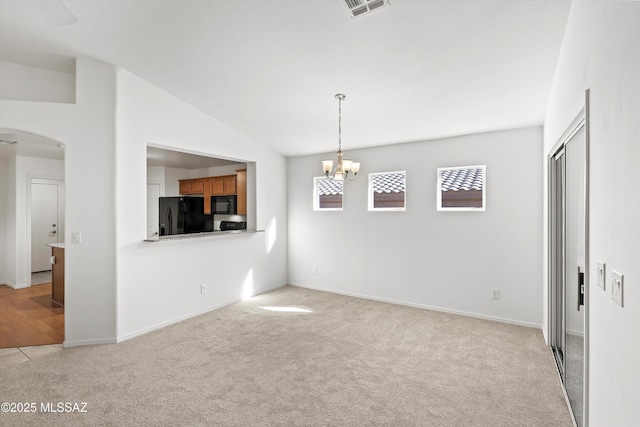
[0,128,66,348]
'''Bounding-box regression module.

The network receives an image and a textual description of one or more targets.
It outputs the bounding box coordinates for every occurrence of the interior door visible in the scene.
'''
[550,123,587,427]
[31,182,59,272]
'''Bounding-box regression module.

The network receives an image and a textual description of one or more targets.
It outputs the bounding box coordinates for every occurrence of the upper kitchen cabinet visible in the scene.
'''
[179,178,204,194]
[223,175,236,195]
[211,176,223,195]
[180,176,236,196]
[179,174,240,214]
[211,175,236,196]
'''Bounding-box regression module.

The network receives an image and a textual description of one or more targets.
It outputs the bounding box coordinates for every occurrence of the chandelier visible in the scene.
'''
[322,94,360,181]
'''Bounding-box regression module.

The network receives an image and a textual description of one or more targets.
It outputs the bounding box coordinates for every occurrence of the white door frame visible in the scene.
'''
[27,176,65,287]
[547,89,590,427]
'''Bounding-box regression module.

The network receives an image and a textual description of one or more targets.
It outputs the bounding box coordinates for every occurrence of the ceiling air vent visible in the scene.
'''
[0,134,19,145]
[342,0,390,19]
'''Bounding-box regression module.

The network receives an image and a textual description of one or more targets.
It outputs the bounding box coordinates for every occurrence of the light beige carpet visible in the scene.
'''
[0,285,572,426]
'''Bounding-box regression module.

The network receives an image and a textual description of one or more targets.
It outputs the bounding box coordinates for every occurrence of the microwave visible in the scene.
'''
[211,195,237,214]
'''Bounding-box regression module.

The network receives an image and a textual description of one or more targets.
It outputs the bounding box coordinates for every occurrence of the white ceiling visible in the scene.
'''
[0,0,571,157]
[147,146,243,170]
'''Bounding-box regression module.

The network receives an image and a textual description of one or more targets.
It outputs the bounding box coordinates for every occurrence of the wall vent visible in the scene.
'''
[342,0,390,19]
[0,134,19,145]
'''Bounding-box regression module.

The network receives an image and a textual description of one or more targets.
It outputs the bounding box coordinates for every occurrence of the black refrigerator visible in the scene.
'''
[159,196,213,236]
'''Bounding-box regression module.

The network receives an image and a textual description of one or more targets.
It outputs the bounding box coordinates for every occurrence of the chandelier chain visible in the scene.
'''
[337,94,344,152]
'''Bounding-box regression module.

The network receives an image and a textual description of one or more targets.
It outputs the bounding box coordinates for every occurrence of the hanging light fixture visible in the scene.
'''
[322,94,360,181]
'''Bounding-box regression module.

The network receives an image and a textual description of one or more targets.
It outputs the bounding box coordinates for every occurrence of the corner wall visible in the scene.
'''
[543,2,640,425]
[0,57,118,346]
[115,70,288,340]
[288,127,543,326]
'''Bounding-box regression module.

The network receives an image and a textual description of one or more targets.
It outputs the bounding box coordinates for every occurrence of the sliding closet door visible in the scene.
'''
[564,126,586,427]
[550,122,587,427]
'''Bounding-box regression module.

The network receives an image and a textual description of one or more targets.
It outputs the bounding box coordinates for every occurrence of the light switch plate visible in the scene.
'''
[611,270,623,307]
[72,231,82,244]
[596,260,606,290]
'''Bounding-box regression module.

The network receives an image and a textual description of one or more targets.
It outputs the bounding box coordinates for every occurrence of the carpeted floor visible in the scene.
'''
[0,285,572,426]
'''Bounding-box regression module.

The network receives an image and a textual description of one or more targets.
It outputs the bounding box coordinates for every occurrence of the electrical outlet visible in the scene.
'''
[596,260,606,290]
[491,289,500,300]
[201,284,207,294]
[312,267,317,274]
[611,270,623,307]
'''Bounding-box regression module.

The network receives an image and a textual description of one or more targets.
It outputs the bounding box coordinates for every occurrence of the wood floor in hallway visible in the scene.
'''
[0,283,64,348]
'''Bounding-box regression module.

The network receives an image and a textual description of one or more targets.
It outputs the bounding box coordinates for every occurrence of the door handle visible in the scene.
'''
[577,266,585,309]
[51,230,57,234]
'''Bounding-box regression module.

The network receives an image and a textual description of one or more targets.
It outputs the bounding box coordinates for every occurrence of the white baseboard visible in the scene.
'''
[0,280,27,289]
[116,283,286,343]
[116,299,238,344]
[63,338,117,348]
[64,302,249,347]
[289,282,541,330]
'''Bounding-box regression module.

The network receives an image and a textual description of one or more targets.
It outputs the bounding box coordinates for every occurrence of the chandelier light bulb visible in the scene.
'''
[322,160,334,173]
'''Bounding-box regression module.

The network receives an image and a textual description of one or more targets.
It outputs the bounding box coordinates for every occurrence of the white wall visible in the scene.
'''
[115,69,288,341]
[288,127,543,326]
[543,2,640,426]
[0,61,75,103]
[0,157,12,285]
[205,164,246,177]
[188,164,245,179]
[146,166,166,194]
[163,167,183,196]
[0,57,118,346]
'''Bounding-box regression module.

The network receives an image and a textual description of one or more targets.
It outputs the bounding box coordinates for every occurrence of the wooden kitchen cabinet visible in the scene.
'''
[190,179,204,193]
[179,174,239,214]
[179,178,205,195]
[204,178,213,214]
[236,169,247,215]
[211,175,236,196]
[211,177,224,196]
[179,179,192,194]
[223,175,236,195]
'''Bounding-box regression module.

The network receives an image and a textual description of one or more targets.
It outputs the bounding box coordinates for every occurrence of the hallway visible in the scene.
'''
[0,282,64,348]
